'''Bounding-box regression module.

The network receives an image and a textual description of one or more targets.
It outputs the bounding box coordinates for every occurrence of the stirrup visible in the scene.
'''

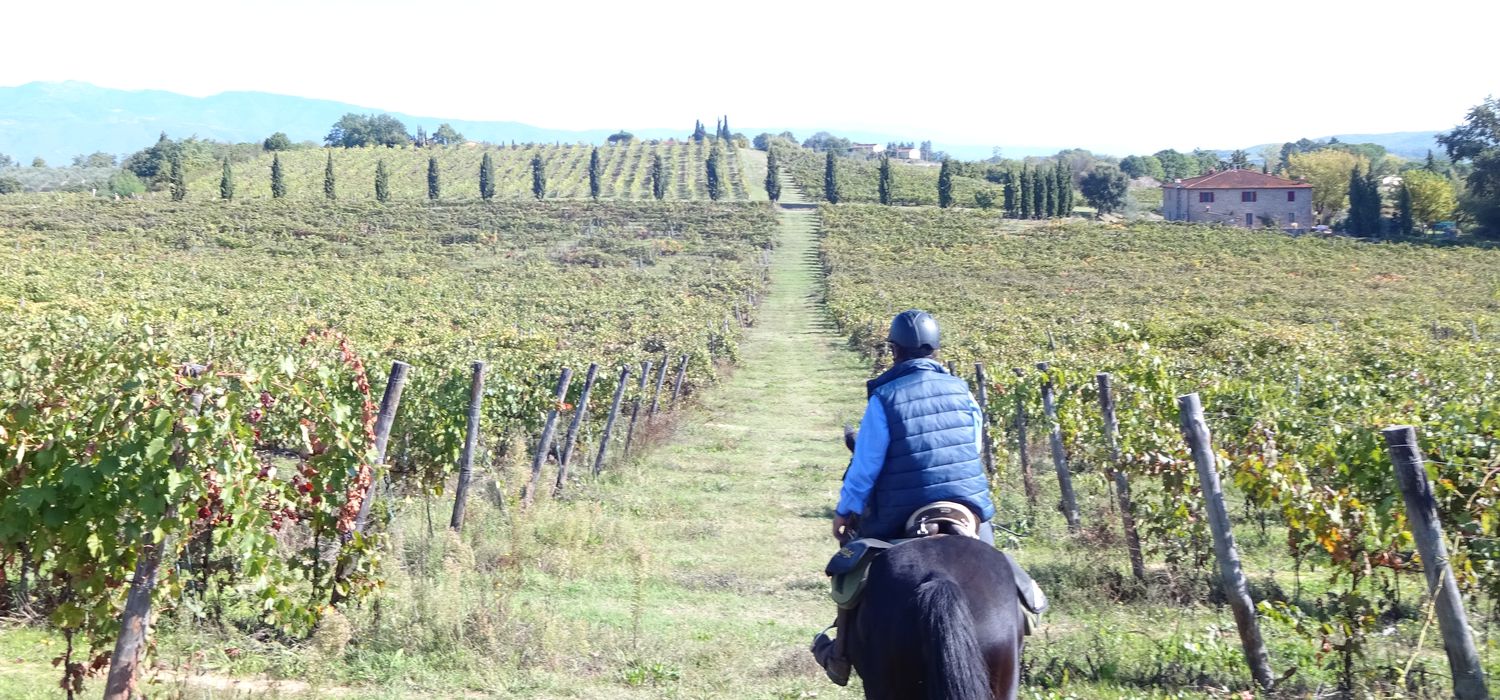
[810,627,850,686]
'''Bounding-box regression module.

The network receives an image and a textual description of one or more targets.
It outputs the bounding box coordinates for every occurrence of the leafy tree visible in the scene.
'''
[375,160,390,203]
[325,113,412,148]
[878,155,892,205]
[106,171,145,197]
[1437,96,1500,237]
[0,176,21,194]
[765,149,782,202]
[1042,164,1056,216]
[73,152,117,168]
[705,147,724,201]
[1397,183,1414,235]
[607,131,635,145]
[804,132,853,155]
[920,141,934,161]
[651,153,667,200]
[1019,165,1033,219]
[1288,149,1366,223]
[973,189,996,209]
[427,156,440,201]
[589,148,602,200]
[0,153,13,169]
[1192,148,1224,173]
[1229,149,1252,170]
[1153,149,1199,180]
[1401,169,1458,226]
[263,132,294,151]
[432,124,465,146]
[219,159,234,200]
[1119,155,1165,180]
[1002,171,1018,216]
[530,154,546,200]
[32,157,46,168]
[415,126,429,147]
[938,158,954,208]
[479,153,495,201]
[324,151,337,200]
[824,151,840,204]
[271,153,286,199]
[752,133,776,151]
[169,152,186,201]
[1079,164,1128,214]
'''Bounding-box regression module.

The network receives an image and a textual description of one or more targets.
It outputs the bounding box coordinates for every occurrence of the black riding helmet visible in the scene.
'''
[887,309,941,354]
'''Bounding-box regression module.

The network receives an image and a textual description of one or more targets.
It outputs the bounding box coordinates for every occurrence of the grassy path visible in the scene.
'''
[493,202,869,698]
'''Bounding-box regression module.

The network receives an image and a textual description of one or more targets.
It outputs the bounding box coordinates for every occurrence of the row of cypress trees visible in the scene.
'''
[207,146,736,202]
[813,153,1074,215]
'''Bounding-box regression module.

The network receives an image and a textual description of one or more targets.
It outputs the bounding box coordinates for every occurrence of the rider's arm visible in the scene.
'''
[969,394,985,456]
[836,397,888,517]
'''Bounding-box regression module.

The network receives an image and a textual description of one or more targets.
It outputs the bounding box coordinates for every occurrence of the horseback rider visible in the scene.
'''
[812,309,997,686]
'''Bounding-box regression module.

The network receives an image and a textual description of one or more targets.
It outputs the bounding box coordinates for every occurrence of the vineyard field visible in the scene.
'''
[820,204,1500,694]
[184,141,755,202]
[0,197,776,694]
[772,144,1003,207]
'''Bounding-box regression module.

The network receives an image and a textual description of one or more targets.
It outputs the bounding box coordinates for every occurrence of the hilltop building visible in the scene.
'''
[849,143,885,157]
[1162,170,1313,228]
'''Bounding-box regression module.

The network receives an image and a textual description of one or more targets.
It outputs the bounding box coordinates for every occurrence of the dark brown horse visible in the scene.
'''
[846,534,1024,700]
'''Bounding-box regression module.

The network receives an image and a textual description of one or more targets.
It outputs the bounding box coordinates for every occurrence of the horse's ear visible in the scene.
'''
[843,424,857,453]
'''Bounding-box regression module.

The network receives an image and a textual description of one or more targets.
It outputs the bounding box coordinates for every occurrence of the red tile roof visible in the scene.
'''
[1166,170,1312,189]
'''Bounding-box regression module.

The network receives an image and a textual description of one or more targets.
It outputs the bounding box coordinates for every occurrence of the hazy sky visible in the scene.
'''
[5,0,1497,153]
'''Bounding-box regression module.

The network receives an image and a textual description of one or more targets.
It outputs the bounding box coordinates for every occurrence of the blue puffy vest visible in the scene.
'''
[858,358,995,538]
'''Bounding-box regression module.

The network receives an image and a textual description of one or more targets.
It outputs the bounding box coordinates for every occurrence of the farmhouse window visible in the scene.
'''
[1198,192,1214,203]
[1241,191,1257,203]
[1287,191,1296,202]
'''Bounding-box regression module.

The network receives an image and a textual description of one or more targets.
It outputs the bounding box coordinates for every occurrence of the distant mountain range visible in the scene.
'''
[1243,132,1445,161]
[0,81,1448,165]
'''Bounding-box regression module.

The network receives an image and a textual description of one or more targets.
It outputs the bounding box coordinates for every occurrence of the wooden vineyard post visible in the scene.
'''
[1038,362,1079,530]
[1011,367,1039,508]
[1383,426,1491,700]
[1096,373,1145,581]
[1046,328,1057,352]
[1178,393,1274,690]
[1470,319,1482,342]
[354,361,412,533]
[624,360,651,457]
[974,363,995,475]
[593,366,631,476]
[647,353,669,418]
[555,362,599,495]
[449,361,486,531]
[521,367,571,507]
[104,369,203,700]
[669,354,688,408]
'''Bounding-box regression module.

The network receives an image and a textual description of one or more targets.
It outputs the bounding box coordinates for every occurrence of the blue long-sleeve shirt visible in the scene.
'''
[836,392,986,516]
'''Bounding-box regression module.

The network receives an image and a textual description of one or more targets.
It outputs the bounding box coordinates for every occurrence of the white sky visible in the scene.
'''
[4,0,1497,154]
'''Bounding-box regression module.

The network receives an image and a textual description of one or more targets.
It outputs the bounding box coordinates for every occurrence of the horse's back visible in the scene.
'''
[854,536,1023,699]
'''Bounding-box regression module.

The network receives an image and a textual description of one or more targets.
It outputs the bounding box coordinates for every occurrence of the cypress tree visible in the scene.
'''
[1398,183,1414,235]
[1424,150,1440,173]
[1366,171,1383,236]
[1002,171,1017,217]
[650,153,666,200]
[1019,165,1033,219]
[219,158,234,201]
[765,148,782,202]
[1031,166,1044,218]
[324,151,336,200]
[374,160,390,203]
[878,155,893,205]
[706,147,723,201]
[589,147,602,200]
[427,155,440,201]
[1042,165,1057,217]
[824,151,840,204]
[531,154,546,200]
[270,153,286,199]
[1056,163,1071,216]
[479,152,495,200]
[937,158,954,208]
[721,115,731,140]
[170,152,186,201]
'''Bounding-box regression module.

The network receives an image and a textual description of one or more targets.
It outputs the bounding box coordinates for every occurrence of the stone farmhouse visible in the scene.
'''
[1161,170,1314,228]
